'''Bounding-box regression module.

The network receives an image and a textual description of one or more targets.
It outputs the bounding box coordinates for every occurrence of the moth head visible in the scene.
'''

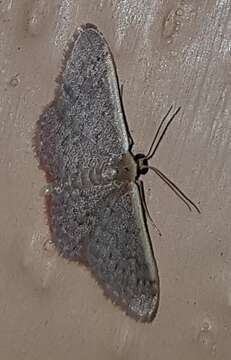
[134,153,149,176]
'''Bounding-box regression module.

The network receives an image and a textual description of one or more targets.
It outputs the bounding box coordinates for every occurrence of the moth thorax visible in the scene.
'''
[134,153,149,175]
[114,152,137,182]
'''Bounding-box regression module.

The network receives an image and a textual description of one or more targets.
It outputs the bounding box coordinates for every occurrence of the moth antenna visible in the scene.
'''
[147,166,201,213]
[146,106,181,161]
[137,180,162,236]
[146,105,173,158]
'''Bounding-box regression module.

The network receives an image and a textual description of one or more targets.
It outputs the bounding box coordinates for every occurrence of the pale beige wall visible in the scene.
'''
[1,1,231,359]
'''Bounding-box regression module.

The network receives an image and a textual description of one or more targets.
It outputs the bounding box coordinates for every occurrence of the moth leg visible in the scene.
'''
[136,180,162,237]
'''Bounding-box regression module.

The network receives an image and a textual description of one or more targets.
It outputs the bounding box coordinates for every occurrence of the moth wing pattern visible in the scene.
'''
[37,23,130,179]
[35,24,130,260]
[87,181,159,321]
[35,23,160,321]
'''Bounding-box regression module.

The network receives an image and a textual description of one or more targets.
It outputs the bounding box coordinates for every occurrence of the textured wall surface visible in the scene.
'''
[1,0,231,359]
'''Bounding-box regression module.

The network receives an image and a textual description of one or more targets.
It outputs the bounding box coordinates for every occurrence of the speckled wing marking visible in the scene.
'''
[37,25,130,179]
[87,182,159,321]
[36,24,130,258]
[35,24,159,321]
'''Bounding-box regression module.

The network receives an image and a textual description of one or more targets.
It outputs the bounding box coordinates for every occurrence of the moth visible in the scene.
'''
[35,24,199,322]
